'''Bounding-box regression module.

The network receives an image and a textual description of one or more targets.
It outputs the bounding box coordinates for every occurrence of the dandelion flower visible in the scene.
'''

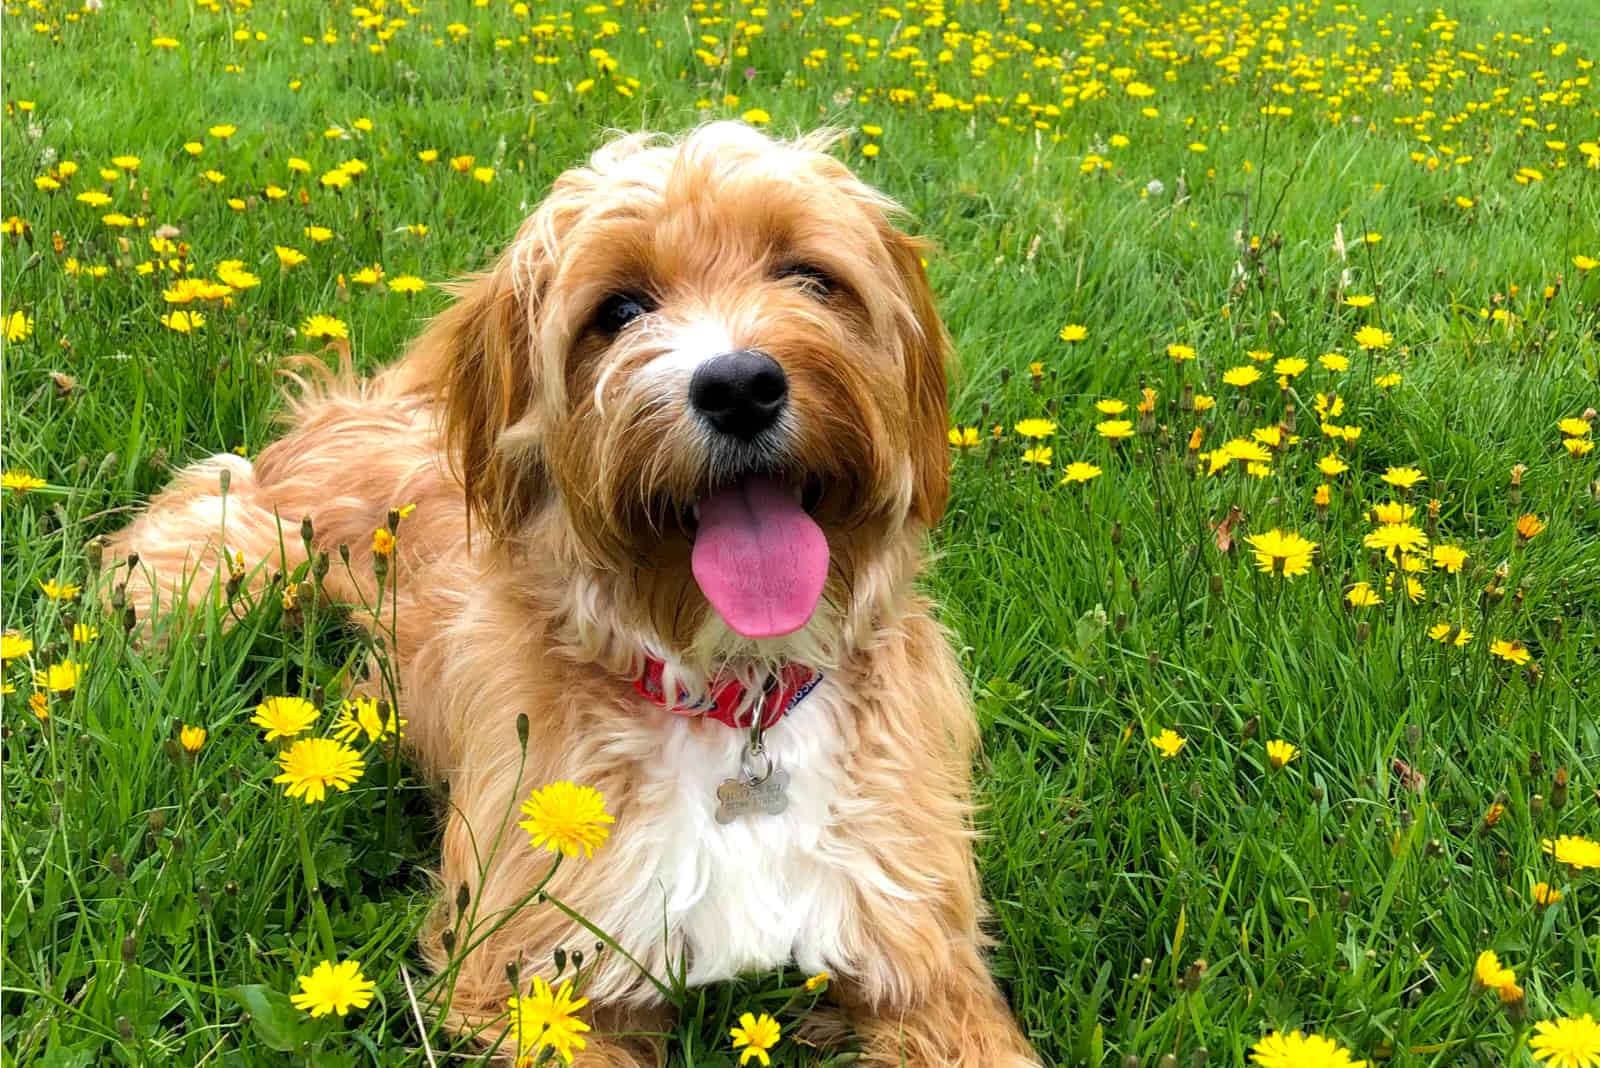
[1318,455,1349,478]
[1150,728,1186,759]
[1319,353,1350,372]
[1566,438,1596,457]
[1354,325,1392,350]
[1096,419,1134,440]
[179,725,207,752]
[1246,529,1317,577]
[1095,399,1128,416]
[274,737,365,803]
[300,314,348,340]
[388,274,425,293]
[1475,950,1518,992]
[1531,883,1563,907]
[290,959,376,1017]
[509,977,591,1065]
[1166,343,1196,362]
[331,696,404,744]
[1060,462,1102,484]
[1345,583,1381,608]
[1249,1030,1367,1068]
[1516,513,1546,541]
[519,781,615,859]
[1223,366,1262,387]
[1022,446,1052,466]
[372,527,395,557]
[39,580,82,601]
[1364,523,1428,557]
[804,972,830,992]
[4,310,34,343]
[947,427,979,448]
[1431,545,1467,573]
[1058,323,1087,342]
[33,659,84,693]
[1529,1014,1600,1068]
[275,245,307,268]
[1489,639,1531,666]
[2,631,34,661]
[1382,466,1424,490]
[1265,739,1299,769]
[160,310,205,333]
[1014,418,1056,439]
[1374,373,1402,389]
[1542,835,1600,871]
[730,1012,782,1067]
[1428,622,1472,647]
[3,470,47,493]
[1557,418,1592,437]
[1344,294,1376,308]
[251,695,319,740]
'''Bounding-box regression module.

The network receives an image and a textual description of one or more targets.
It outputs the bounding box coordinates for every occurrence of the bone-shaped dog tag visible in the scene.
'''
[715,767,789,824]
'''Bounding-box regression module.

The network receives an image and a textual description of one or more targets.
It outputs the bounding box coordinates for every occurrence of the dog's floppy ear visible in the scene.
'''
[409,251,548,538]
[887,232,953,528]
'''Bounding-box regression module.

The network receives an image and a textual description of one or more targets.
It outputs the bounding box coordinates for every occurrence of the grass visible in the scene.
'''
[3,0,1599,1064]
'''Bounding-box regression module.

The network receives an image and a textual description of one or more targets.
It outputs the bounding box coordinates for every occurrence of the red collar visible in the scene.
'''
[633,657,822,730]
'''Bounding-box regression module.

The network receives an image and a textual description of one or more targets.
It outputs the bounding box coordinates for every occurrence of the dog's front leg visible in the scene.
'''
[838,940,1039,1067]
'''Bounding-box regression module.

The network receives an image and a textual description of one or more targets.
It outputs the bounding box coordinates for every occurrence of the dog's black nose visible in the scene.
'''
[689,349,788,440]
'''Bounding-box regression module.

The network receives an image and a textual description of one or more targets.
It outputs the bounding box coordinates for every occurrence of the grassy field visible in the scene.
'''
[3,0,1599,1064]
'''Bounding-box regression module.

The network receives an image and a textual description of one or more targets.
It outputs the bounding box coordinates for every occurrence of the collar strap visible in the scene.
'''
[633,657,822,730]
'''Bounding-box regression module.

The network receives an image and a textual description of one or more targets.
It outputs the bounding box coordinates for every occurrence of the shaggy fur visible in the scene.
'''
[104,124,1039,1066]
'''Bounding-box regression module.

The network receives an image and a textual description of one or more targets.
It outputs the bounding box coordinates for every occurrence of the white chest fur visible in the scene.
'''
[585,680,906,1003]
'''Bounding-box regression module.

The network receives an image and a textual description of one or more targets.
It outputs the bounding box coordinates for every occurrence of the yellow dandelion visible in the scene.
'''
[518,782,615,859]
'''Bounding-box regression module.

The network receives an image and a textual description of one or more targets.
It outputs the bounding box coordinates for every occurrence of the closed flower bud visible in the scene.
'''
[1551,767,1568,810]
[1530,751,1544,776]
[1241,715,1260,741]
[117,1016,134,1040]
[1338,889,1352,910]
[300,516,314,548]
[456,883,471,914]
[1160,1056,1178,1068]
[148,810,166,833]
[107,852,126,878]
[1192,1050,1209,1068]
[441,929,456,955]
[516,712,530,752]
[1530,794,1545,818]
[121,933,137,964]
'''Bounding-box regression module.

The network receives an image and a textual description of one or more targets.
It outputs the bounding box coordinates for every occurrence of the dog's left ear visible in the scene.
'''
[886,231,953,528]
[406,247,549,539]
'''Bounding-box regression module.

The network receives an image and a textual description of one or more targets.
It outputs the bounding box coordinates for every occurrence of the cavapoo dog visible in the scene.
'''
[106,123,1039,1066]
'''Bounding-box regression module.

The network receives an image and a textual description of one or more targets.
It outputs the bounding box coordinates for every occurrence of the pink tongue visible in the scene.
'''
[691,477,829,639]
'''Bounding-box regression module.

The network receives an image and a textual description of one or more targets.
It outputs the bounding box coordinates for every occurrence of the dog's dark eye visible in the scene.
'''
[776,263,835,300]
[593,292,656,335]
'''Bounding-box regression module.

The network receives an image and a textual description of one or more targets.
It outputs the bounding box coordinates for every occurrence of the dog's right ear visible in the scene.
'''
[407,249,549,539]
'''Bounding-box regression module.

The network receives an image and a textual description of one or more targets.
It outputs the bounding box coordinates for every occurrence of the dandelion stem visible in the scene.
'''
[292,802,337,959]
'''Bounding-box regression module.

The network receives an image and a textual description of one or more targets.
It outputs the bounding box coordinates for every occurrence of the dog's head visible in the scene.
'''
[414,123,950,667]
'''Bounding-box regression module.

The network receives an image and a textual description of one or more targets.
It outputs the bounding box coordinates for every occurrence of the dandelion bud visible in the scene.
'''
[1122,1057,1141,1068]
[1241,715,1260,741]
[163,738,182,765]
[1114,611,1127,632]
[1137,957,1153,981]
[1311,785,1325,802]
[1405,723,1421,748]
[387,507,401,532]
[1209,573,1224,599]
[339,543,351,567]
[1356,621,1370,645]
[313,552,330,581]
[111,583,126,610]
[1180,381,1194,412]
[219,792,232,813]
[300,516,315,549]
[571,949,584,970]
[1130,575,1141,600]
[1338,889,1352,910]
[225,881,239,897]
[1530,794,1545,818]
[107,852,126,878]
[553,946,568,975]
[117,1016,134,1040]
[505,961,521,988]
[1111,521,1123,546]
[148,810,166,834]
[456,883,471,915]
[979,401,991,422]
[998,367,1012,387]
[1530,751,1544,776]
[1425,838,1443,858]
[1398,808,1413,829]
[1551,767,1568,810]
[516,712,530,752]
[1188,780,1203,801]
[197,885,212,912]
[440,929,457,955]
[121,933,137,964]
[83,537,104,573]
[1192,1051,1209,1068]
[170,833,184,856]
[1160,1056,1178,1068]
